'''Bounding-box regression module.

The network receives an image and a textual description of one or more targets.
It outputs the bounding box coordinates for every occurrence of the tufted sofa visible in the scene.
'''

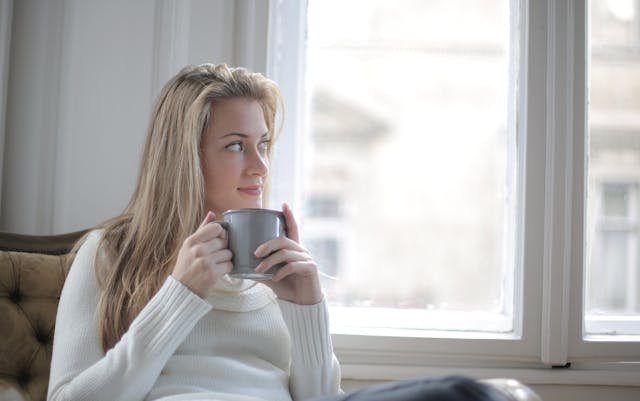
[0,230,87,401]
[0,230,542,401]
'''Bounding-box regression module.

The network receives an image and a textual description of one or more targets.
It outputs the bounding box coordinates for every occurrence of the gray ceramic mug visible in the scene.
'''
[215,208,287,280]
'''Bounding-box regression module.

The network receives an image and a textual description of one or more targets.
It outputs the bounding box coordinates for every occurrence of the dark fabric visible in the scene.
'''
[310,376,512,401]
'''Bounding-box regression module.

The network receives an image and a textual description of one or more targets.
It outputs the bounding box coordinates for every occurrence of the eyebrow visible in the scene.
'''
[221,132,270,139]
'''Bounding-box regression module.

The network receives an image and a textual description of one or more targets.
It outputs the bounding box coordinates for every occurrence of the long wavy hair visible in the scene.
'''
[89,63,283,351]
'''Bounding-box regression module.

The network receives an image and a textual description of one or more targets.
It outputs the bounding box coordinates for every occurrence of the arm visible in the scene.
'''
[47,232,212,401]
[279,299,342,400]
[254,203,342,399]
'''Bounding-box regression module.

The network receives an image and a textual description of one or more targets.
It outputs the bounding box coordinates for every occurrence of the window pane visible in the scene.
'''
[603,184,629,217]
[303,0,516,333]
[586,0,640,336]
[589,231,629,312]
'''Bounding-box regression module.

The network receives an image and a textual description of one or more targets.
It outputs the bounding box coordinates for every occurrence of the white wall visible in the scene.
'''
[0,0,266,235]
[0,1,637,400]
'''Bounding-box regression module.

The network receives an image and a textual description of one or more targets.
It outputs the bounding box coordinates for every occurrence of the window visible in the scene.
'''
[306,237,340,277]
[303,0,517,334]
[586,0,640,337]
[265,0,640,381]
[587,184,638,315]
[305,196,342,219]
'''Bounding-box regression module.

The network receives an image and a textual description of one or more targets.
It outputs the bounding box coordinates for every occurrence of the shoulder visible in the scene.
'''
[71,229,104,262]
[66,230,104,282]
[60,230,105,304]
[82,229,104,248]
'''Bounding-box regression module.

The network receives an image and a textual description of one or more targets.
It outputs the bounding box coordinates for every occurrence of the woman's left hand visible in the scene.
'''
[254,203,323,305]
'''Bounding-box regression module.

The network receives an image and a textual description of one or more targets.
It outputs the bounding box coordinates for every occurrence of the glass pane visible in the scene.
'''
[603,184,629,217]
[589,231,629,312]
[303,0,516,333]
[586,0,640,336]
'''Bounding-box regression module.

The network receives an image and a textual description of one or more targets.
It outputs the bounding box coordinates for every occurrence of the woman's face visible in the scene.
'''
[201,97,270,216]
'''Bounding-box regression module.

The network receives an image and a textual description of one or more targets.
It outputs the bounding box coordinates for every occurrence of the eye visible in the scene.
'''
[258,140,271,153]
[226,142,243,152]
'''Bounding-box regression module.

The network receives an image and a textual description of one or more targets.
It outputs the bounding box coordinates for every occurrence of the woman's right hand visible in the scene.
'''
[171,211,232,298]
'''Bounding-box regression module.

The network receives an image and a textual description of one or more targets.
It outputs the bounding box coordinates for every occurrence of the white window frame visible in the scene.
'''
[264,0,640,386]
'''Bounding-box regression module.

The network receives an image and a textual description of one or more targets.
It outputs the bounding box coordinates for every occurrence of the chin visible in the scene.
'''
[233,200,263,211]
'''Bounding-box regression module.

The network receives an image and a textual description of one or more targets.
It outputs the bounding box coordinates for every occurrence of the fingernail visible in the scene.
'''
[254,245,264,257]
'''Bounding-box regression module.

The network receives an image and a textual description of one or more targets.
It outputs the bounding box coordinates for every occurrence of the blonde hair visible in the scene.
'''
[91,63,283,351]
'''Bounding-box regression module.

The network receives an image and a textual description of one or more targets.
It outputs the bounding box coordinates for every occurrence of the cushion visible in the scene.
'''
[0,231,86,401]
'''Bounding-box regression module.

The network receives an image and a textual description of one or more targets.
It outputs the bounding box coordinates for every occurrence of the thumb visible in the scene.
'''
[200,211,216,227]
[282,202,299,242]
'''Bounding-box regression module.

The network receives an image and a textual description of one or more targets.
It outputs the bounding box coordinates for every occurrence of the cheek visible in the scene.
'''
[204,158,240,188]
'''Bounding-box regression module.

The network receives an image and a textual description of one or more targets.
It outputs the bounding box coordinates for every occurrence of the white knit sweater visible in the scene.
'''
[47,231,342,401]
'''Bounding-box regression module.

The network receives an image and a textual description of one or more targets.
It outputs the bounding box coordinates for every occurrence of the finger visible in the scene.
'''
[271,260,318,282]
[190,221,226,244]
[210,236,229,252]
[193,237,228,258]
[209,248,233,264]
[209,260,233,277]
[255,249,310,273]
[282,202,300,243]
[254,236,306,258]
[195,251,233,274]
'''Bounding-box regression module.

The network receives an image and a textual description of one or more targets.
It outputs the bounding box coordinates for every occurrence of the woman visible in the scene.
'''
[47,63,341,401]
[47,63,516,401]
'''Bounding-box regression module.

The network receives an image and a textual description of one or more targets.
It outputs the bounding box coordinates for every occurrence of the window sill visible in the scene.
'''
[339,362,640,387]
[330,306,514,334]
[331,329,640,387]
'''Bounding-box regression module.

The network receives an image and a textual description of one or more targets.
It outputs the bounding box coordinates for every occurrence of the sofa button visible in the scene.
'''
[35,330,50,345]
[17,369,31,387]
[9,290,22,304]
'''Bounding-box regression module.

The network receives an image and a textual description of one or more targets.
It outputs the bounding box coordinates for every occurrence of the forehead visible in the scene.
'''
[208,98,267,137]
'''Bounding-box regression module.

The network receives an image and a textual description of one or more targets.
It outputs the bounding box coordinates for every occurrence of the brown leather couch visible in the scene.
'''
[0,230,541,401]
[0,230,86,401]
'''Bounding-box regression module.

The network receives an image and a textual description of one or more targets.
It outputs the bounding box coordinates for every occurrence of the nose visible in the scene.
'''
[246,146,269,177]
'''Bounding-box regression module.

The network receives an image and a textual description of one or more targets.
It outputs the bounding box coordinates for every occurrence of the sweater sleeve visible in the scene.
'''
[277,299,343,400]
[47,231,212,401]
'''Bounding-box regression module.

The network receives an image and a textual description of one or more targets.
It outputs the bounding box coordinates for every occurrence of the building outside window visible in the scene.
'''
[587,183,638,316]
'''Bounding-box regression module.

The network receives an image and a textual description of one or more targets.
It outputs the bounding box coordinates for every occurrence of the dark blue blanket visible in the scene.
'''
[310,376,512,401]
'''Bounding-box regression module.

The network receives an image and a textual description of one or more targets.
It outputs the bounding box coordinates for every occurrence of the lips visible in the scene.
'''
[238,185,262,196]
